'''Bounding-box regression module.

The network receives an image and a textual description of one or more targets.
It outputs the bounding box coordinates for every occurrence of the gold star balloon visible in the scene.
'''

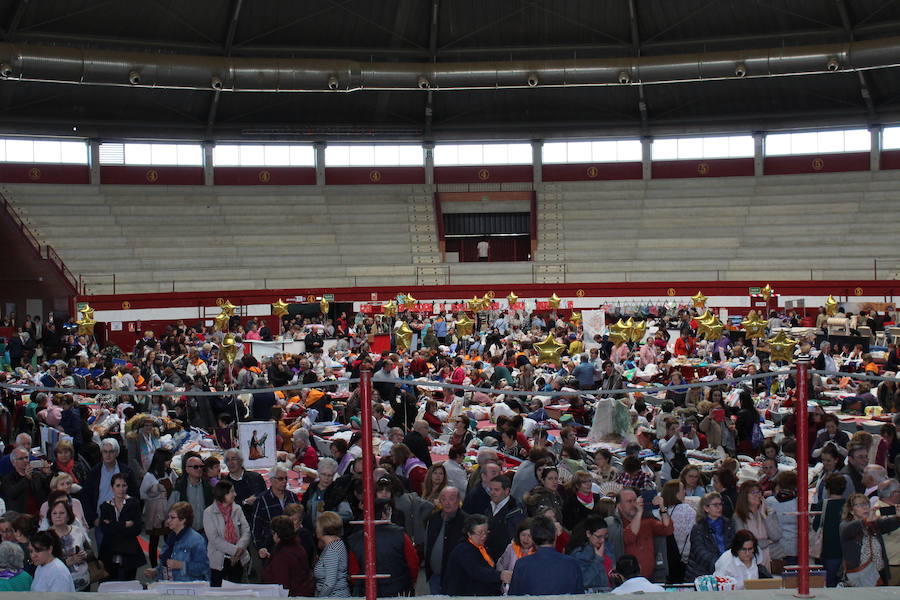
[506,291,519,305]
[395,321,413,353]
[213,311,230,332]
[402,293,416,311]
[741,312,768,340]
[697,313,724,341]
[697,309,716,326]
[271,299,289,318]
[630,319,647,343]
[825,295,839,317]
[570,311,582,326]
[481,294,493,309]
[535,333,566,366]
[761,284,774,301]
[220,300,237,316]
[691,291,707,308]
[548,293,562,309]
[767,330,797,363]
[76,317,95,335]
[468,295,484,312]
[221,333,238,364]
[320,298,329,314]
[383,300,398,317]
[78,303,95,321]
[608,319,630,345]
[455,313,475,337]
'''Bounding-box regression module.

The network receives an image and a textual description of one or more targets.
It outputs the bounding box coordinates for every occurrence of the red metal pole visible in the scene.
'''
[795,357,812,597]
[358,368,377,600]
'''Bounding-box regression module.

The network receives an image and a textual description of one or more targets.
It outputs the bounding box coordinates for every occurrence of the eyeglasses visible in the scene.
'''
[186,464,203,470]
[852,502,870,508]
[707,502,723,507]
[738,546,755,553]
[273,476,287,481]
[749,490,762,496]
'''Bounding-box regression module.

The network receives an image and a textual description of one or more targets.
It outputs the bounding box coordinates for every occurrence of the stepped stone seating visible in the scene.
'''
[535,170,900,283]
[5,184,438,294]
[5,169,900,295]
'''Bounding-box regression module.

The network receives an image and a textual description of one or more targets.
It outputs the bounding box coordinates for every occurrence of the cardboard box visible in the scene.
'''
[782,570,826,589]
[744,578,782,590]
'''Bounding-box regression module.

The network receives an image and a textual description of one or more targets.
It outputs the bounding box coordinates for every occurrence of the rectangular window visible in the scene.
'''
[211,144,315,167]
[543,140,641,163]
[765,129,871,156]
[0,138,88,164]
[434,143,532,166]
[324,144,423,167]
[884,126,900,150]
[99,142,203,166]
[651,135,754,160]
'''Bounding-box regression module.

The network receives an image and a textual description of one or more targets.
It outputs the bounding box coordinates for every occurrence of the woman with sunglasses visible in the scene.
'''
[685,492,735,581]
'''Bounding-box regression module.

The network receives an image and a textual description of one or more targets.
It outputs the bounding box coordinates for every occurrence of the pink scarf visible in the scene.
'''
[218,502,238,544]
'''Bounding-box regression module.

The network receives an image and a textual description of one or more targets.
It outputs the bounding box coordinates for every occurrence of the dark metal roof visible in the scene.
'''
[0,0,898,141]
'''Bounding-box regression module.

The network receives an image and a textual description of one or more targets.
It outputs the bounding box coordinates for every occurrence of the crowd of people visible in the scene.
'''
[0,301,898,595]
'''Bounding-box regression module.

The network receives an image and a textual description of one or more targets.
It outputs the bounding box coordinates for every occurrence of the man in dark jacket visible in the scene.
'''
[424,487,468,594]
[168,453,213,533]
[1,447,50,515]
[83,438,140,527]
[346,499,419,597]
[224,448,267,521]
[403,420,433,467]
[484,475,525,560]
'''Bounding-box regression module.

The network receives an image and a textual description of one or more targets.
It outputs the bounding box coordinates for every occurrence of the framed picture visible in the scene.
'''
[237,421,276,470]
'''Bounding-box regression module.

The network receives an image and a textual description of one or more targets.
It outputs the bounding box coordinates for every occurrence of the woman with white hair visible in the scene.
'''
[300,458,352,529]
[292,428,319,472]
[0,541,32,591]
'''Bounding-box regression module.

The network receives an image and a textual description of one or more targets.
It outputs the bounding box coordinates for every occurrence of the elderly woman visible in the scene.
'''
[291,428,319,472]
[38,474,87,529]
[50,439,89,486]
[203,480,251,587]
[125,415,160,480]
[301,458,352,529]
[146,501,209,582]
[314,511,350,597]
[445,514,512,596]
[686,492,736,581]
[0,541,32,591]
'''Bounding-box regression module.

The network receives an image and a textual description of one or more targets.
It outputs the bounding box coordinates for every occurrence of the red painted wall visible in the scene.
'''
[882,150,900,171]
[764,152,869,175]
[100,166,204,185]
[324,166,425,185]
[0,163,90,184]
[214,167,316,186]
[434,165,533,184]
[652,158,754,179]
[542,162,642,182]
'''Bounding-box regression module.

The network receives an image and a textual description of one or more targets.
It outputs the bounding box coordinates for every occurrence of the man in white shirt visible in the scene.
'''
[610,554,665,595]
[476,238,489,261]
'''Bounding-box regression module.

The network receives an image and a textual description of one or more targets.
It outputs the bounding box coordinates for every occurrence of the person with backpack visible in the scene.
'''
[659,418,699,483]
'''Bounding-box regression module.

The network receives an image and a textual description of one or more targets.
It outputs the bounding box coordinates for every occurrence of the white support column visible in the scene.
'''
[424,142,434,185]
[753,132,765,177]
[315,142,326,186]
[88,139,101,185]
[870,126,881,172]
[641,136,652,180]
[532,139,543,186]
[202,142,214,186]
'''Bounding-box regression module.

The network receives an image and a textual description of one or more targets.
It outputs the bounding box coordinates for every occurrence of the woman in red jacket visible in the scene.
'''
[263,515,314,596]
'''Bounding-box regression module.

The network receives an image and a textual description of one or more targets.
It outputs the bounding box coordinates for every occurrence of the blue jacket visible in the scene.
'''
[158,527,209,582]
[569,543,615,591]
[508,547,584,595]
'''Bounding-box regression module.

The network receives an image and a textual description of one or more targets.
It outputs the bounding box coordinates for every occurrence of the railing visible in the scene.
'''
[0,187,81,294]
[80,273,116,295]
